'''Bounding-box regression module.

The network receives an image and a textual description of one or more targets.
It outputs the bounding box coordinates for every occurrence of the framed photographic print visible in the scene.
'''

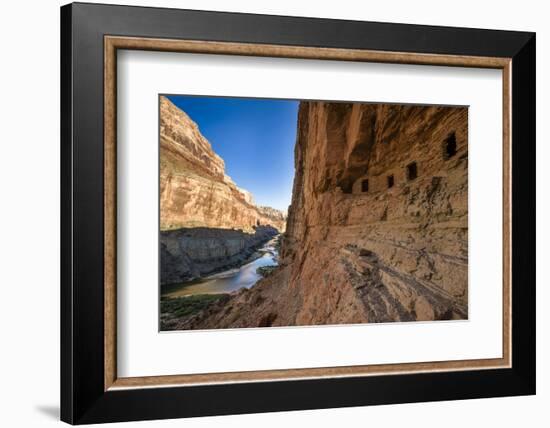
[60,2,535,424]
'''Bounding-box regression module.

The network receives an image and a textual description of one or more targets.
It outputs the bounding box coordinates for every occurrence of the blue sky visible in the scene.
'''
[166,95,298,212]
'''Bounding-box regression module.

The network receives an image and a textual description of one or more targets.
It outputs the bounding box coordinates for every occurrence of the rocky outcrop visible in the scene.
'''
[257,206,287,231]
[179,101,468,329]
[160,96,286,232]
[161,225,278,285]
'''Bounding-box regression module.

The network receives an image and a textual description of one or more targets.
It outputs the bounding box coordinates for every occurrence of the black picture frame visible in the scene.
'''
[61,2,535,424]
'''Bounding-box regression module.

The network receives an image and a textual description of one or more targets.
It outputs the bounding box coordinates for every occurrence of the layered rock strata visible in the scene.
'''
[179,101,468,329]
[159,96,286,286]
[160,96,286,232]
[161,225,278,285]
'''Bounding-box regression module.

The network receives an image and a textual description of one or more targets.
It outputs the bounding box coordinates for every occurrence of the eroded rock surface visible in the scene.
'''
[159,96,286,286]
[160,96,286,232]
[161,225,278,285]
[181,102,468,329]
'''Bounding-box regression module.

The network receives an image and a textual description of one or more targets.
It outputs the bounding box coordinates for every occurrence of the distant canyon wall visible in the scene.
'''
[161,225,278,285]
[160,96,286,233]
[181,101,468,329]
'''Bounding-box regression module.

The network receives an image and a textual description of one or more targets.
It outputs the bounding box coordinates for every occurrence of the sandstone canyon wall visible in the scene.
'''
[161,225,278,285]
[159,96,285,285]
[178,101,468,329]
[160,96,286,232]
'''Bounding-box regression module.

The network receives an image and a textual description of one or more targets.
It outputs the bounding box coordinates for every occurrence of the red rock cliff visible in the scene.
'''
[160,96,286,232]
[282,102,468,324]
[178,101,468,329]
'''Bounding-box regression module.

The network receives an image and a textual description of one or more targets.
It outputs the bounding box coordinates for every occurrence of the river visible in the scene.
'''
[161,236,279,298]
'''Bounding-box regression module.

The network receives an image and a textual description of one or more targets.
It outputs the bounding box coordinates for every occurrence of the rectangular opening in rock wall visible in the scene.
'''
[444,132,457,159]
[407,162,418,180]
[361,179,369,192]
[387,175,394,188]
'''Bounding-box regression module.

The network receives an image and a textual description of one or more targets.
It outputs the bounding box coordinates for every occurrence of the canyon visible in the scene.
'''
[160,96,285,286]
[168,101,469,330]
[161,225,278,285]
[160,95,286,233]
